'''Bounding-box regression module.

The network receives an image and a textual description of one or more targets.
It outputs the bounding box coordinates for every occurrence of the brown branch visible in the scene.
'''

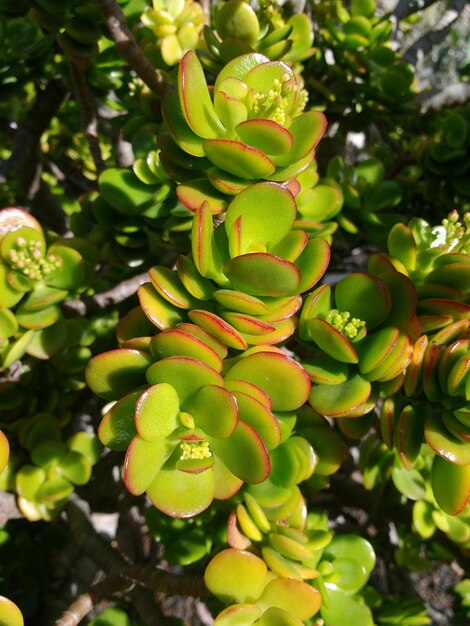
[393,0,441,21]
[66,499,208,599]
[54,575,127,626]
[404,0,467,64]
[31,180,71,235]
[68,59,105,175]
[62,272,149,316]
[5,79,68,199]
[121,564,210,599]
[94,0,166,96]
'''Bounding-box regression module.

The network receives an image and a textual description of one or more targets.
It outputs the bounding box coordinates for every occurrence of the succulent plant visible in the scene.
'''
[0,208,97,369]
[1,414,101,521]
[327,156,404,241]
[299,266,417,419]
[200,0,314,72]
[369,212,470,514]
[139,0,205,69]
[87,328,311,517]
[28,0,102,62]
[293,161,343,243]
[413,107,470,214]
[160,50,326,207]
[308,0,416,128]
[204,547,322,626]
[134,181,331,348]
[80,163,182,267]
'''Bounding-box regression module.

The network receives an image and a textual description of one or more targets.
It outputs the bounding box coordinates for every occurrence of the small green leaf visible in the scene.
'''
[135,384,180,441]
[236,119,293,155]
[179,50,225,139]
[308,319,358,364]
[227,351,310,411]
[124,436,175,495]
[309,374,372,418]
[192,385,238,438]
[147,462,215,517]
[99,391,140,451]
[150,329,223,371]
[86,349,153,401]
[204,139,275,179]
[205,549,268,604]
[334,273,391,330]
[320,588,374,626]
[258,578,321,620]
[431,455,470,515]
[147,356,223,406]
[225,253,300,297]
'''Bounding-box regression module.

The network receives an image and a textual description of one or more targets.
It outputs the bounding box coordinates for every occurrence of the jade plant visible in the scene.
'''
[139,0,205,70]
[0,207,96,368]
[1,413,101,520]
[308,0,417,128]
[413,107,470,214]
[372,212,470,512]
[86,331,311,517]
[204,548,322,626]
[133,181,331,348]
[200,0,314,72]
[299,266,416,419]
[327,156,404,241]
[160,50,326,209]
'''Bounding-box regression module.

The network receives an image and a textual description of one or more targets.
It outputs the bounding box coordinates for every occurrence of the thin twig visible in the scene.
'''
[94,0,167,96]
[68,59,105,174]
[63,272,149,316]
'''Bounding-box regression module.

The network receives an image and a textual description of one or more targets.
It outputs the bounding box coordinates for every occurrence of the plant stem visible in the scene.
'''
[94,0,167,96]
[62,271,149,316]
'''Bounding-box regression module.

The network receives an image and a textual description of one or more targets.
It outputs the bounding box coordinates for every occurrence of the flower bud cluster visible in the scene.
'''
[326,309,365,339]
[8,237,61,282]
[180,441,212,460]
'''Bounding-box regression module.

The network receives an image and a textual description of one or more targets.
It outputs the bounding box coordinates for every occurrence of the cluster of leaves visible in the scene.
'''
[0,1,469,625]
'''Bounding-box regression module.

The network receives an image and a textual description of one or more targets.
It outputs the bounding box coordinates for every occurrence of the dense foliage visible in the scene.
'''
[0,0,469,625]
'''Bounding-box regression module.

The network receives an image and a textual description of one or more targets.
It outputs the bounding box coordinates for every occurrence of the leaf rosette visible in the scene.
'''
[299,268,417,418]
[9,416,101,521]
[86,330,311,518]
[379,211,470,336]
[160,50,327,209]
[139,0,205,68]
[0,208,97,368]
[200,1,315,72]
[133,182,330,349]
